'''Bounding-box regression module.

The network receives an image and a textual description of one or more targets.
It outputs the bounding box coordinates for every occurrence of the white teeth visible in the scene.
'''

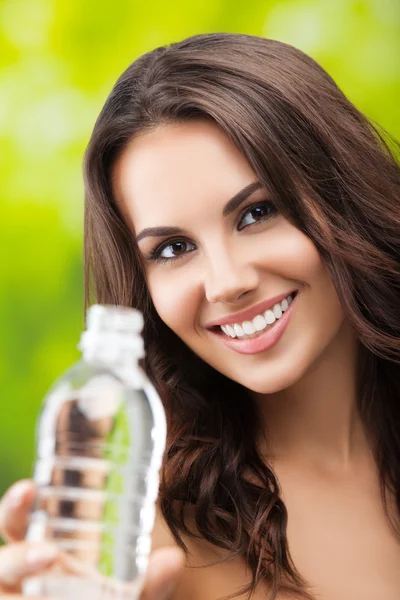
[221,323,244,337]
[219,293,295,339]
[272,303,282,319]
[242,320,256,335]
[233,323,244,337]
[225,324,236,338]
[264,309,275,325]
[252,314,266,332]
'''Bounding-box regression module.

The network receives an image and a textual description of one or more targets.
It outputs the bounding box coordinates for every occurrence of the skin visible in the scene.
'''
[110,119,400,598]
[112,118,370,472]
[2,118,399,598]
[0,482,185,600]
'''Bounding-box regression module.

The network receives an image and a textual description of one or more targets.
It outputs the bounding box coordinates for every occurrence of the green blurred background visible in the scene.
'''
[0,0,399,498]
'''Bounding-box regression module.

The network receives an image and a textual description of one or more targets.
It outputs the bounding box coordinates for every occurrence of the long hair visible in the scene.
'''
[83,33,400,600]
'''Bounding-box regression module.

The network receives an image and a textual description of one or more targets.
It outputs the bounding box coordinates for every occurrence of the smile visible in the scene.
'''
[208,291,299,355]
[219,292,296,339]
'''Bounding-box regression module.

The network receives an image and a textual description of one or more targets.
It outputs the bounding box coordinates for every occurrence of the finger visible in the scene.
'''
[0,541,58,590]
[0,480,35,543]
[141,547,185,600]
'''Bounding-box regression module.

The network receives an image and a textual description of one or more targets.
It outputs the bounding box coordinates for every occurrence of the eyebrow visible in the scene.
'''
[135,180,263,243]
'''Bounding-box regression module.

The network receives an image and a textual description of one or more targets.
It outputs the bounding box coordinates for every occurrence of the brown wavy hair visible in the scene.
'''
[82,33,400,600]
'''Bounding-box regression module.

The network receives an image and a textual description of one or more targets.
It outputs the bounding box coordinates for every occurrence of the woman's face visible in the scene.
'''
[112,119,347,394]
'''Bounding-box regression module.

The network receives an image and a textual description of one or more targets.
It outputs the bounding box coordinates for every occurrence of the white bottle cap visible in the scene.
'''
[78,305,145,361]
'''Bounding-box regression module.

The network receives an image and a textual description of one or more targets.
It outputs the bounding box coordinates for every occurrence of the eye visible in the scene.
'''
[148,239,196,264]
[237,200,276,231]
[147,200,277,265]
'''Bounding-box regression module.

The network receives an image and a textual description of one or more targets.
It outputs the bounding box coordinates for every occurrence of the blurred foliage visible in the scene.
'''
[0,0,399,498]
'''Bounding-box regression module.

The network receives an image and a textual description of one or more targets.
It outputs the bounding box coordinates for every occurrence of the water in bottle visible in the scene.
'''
[23,304,167,600]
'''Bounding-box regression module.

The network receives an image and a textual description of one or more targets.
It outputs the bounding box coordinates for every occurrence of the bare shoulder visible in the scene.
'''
[150,499,204,599]
[149,501,284,600]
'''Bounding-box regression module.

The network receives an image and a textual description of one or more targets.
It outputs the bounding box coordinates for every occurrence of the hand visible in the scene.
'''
[0,479,185,600]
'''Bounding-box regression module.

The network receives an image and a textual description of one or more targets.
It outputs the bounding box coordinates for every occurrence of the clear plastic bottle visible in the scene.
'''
[23,304,167,600]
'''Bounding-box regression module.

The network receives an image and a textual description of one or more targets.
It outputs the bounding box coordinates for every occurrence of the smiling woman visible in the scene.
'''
[110,115,348,411]
[82,33,400,600]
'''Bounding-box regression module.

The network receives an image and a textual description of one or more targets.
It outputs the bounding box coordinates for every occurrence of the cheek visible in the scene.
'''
[271,223,324,281]
[279,227,344,330]
[147,269,199,334]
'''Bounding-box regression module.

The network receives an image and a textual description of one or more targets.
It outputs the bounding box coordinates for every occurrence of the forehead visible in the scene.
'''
[111,120,257,230]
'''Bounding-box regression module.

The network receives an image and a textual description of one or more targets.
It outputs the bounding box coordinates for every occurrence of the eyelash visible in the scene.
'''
[147,200,277,265]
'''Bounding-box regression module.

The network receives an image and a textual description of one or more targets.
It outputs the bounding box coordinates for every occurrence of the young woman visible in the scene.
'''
[0,32,399,600]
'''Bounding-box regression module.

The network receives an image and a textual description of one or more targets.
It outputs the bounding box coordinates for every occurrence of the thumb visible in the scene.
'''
[0,480,35,543]
[141,547,185,600]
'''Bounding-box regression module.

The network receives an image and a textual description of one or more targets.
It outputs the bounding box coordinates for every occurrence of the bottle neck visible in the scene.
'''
[78,305,146,387]
[79,330,145,382]
[82,344,138,367]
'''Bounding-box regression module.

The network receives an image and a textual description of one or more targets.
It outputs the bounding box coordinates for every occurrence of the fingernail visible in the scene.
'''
[26,544,58,570]
[8,480,32,507]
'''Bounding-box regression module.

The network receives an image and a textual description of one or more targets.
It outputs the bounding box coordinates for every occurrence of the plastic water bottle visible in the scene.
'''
[23,305,167,600]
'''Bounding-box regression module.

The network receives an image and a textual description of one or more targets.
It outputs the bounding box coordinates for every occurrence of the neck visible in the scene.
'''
[251,321,372,475]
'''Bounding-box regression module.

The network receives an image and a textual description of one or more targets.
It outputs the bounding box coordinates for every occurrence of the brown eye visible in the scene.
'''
[238,201,276,231]
[166,241,187,257]
[148,239,196,264]
[147,200,277,266]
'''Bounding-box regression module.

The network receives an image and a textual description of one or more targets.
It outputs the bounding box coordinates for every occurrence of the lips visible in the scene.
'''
[208,290,299,355]
[206,290,298,331]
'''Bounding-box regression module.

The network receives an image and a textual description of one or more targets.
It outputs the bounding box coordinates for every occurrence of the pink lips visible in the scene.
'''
[209,291,299,355]
[204,289,298,329]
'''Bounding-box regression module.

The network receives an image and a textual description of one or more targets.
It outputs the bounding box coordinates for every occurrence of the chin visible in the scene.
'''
[228,376,284,396]
[232,364,303,396]
[242,381,286,395]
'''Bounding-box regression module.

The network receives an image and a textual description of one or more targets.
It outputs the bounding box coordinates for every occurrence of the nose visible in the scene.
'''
[204,247,259,305]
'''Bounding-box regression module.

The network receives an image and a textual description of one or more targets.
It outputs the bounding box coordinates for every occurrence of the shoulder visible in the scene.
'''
[151,498,224,560]
[150,500,261,600]
[150,499,202,599]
